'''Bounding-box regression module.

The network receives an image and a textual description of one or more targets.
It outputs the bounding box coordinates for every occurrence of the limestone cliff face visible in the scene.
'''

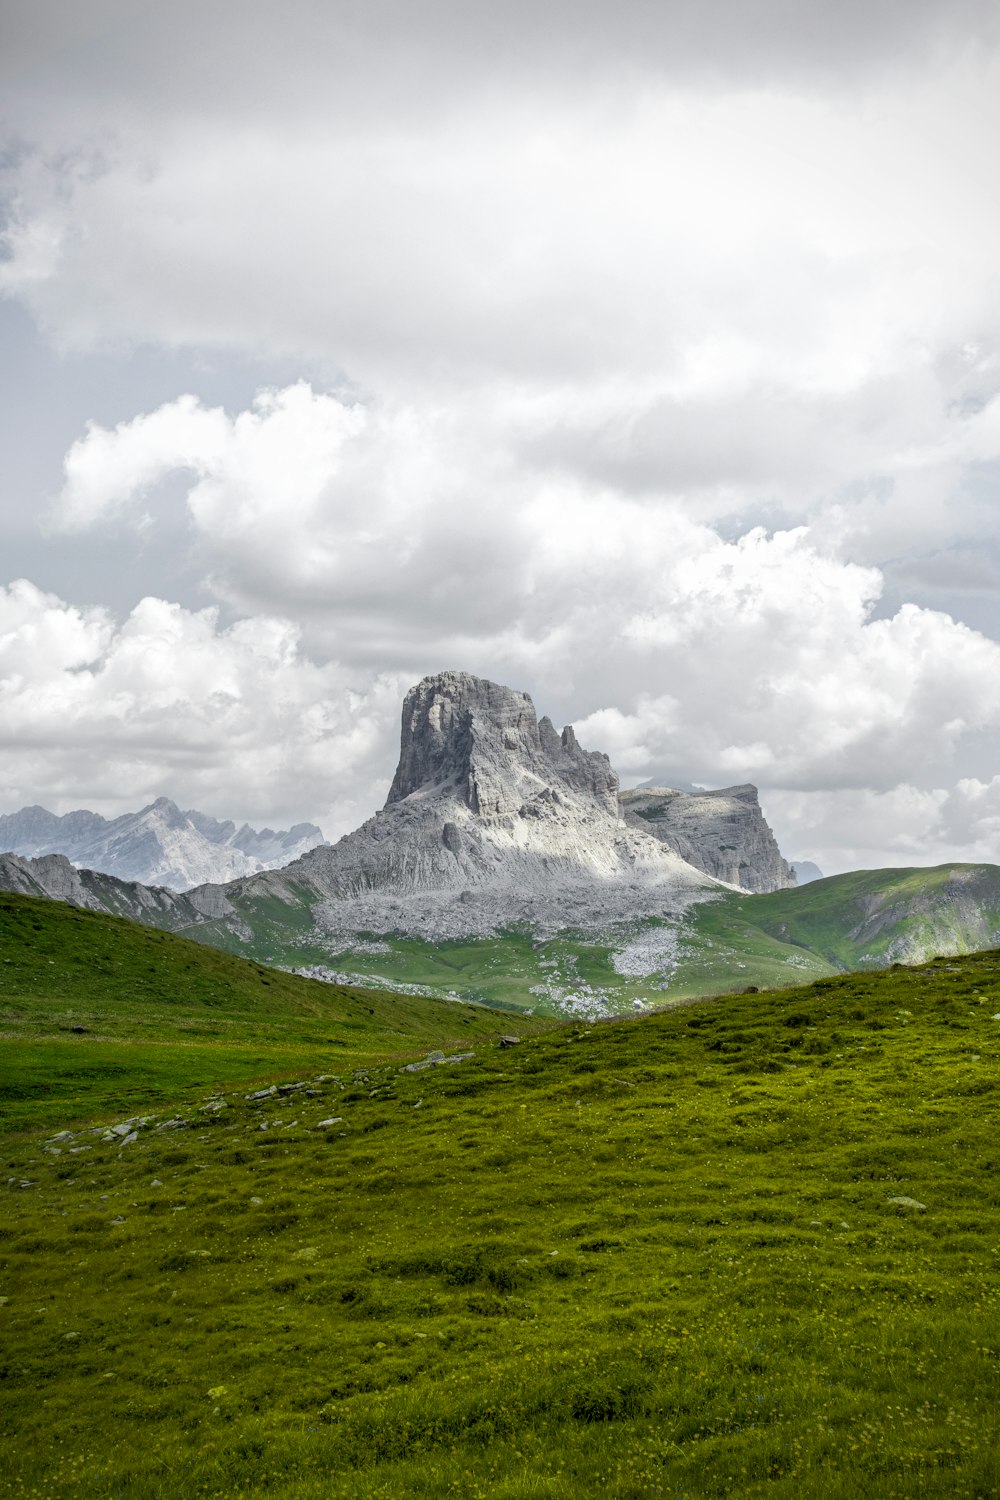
[220,672,717,938]
[620,785,795,894]
[386,672,619,817]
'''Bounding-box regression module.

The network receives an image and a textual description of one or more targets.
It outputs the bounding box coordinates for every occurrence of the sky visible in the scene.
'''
[2,0,1000,874]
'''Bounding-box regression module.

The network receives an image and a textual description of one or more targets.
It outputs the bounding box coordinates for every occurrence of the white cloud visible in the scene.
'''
[573,579,1000,793]
[57,395,233,531]
[0,579,404,834]
[54,383,537,649]
[8,75,1000,397]
[766,777,1000,875]
[4,548,1000,875]
[5,54,1000,586]
[51,377,1000,657]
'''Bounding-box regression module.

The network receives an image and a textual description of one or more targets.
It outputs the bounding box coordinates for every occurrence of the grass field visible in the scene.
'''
[2,890,1000,1498]
[0,893,550,1134]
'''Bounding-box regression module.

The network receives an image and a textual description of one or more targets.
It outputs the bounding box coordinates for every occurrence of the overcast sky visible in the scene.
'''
[3,0,1000,873]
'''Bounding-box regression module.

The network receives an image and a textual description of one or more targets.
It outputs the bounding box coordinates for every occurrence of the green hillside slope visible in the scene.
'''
[2,940,999,1497]
[703,863,1000,968]
[0,892,550,1133]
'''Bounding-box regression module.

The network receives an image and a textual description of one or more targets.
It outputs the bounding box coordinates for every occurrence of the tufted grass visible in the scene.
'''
[2,914,999,1497]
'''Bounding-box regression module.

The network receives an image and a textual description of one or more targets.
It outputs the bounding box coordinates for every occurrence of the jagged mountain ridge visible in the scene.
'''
[0,851,208,927]
[4,673,1000,1003]
[0,798,325,891]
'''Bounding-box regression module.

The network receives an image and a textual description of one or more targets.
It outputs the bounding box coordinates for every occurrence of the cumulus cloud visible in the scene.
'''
[4,544,1000,873]
[0,578,404,833]
[46,384,1000,818]
[52,377,1000,646]
[573,578,1000,792]
[54,384,536,652]
[4,44,1000,586]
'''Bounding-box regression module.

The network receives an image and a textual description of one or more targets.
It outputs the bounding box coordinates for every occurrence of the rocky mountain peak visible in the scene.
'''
[143,797,188,827]
[221,670,720,941]
[385,671,619,818]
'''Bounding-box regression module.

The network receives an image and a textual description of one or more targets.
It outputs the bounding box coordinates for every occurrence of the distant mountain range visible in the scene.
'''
[0,798,325,890]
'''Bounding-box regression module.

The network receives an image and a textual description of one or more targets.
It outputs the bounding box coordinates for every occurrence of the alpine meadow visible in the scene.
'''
[2,892,999,1498]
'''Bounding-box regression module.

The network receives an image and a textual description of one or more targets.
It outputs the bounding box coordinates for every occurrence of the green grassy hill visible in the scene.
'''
[0,892,550,1134]
[727,863,1000,968]
[2,897,999,1498]
[654,863,1000,1001]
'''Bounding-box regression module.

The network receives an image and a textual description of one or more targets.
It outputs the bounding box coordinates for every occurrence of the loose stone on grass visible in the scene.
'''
[399,1050,475,1073]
